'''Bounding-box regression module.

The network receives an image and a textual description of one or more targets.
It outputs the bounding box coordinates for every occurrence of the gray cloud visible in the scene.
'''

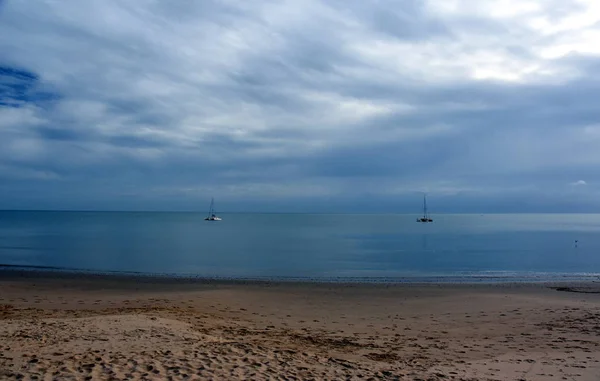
[1,0,600,211]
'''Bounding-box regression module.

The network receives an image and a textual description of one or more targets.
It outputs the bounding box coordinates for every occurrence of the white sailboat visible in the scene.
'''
[204,198,222,221]
[416,194,433,223]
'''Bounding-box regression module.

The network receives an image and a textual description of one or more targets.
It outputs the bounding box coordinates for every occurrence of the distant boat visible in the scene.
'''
[204,198,222,221]
[416,194,433,223]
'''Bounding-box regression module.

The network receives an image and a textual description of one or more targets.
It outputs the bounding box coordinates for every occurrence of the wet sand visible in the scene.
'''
[1,270,599,380]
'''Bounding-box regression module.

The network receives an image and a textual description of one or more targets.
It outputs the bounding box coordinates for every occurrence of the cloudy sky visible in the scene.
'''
[1,0,600,212]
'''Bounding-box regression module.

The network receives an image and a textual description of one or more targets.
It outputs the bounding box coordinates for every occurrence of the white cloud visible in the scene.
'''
[427,0,543,19]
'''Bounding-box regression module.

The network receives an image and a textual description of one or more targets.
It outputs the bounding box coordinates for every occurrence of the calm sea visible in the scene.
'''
[1,211,599,282]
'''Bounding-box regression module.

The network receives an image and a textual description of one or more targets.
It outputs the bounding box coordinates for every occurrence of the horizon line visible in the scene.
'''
[0,209,598,215]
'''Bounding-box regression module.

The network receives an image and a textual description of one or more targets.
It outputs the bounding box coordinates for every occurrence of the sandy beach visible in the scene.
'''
[0,271,599,380]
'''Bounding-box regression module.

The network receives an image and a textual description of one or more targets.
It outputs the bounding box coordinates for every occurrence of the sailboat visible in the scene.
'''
[204,198,222,221]
[416,194,433,223]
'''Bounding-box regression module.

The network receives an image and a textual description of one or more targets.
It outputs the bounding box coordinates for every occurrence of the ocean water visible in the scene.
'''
[1,211,600,282]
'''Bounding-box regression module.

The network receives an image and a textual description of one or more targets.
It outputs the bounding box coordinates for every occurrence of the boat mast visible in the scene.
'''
[208,197,214,218]
[423,194,427,219]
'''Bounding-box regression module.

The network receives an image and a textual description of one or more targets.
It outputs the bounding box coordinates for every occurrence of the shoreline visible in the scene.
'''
[2,265,600,286]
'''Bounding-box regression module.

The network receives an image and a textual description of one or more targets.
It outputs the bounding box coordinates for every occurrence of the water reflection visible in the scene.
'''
[1,212,600,278]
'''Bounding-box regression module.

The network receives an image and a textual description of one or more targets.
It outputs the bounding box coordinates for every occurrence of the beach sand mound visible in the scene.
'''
[0,313,408,380]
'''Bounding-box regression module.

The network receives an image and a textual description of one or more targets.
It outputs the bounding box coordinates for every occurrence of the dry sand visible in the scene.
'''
[0,271,599,380]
